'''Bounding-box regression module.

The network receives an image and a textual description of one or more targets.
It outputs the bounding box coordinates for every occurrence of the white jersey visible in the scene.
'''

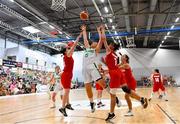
[53,72,63,93]
[53,72,61,85]
[83,48,98,69]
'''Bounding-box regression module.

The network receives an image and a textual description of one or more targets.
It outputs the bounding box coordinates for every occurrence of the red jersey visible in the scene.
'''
[63,55,74,72]
[123,68,136,90]
[105,52,118,70]
[105,51,126,88]
[124,68,135,82]
[152,73,165,92]
[152,73,162,84]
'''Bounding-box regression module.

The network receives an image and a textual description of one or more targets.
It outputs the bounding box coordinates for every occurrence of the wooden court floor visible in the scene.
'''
[0,87,179,124]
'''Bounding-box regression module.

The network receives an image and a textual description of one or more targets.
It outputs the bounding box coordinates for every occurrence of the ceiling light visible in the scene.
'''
[112,25,115,29]
[66,36,70,39]
[135,27,137,35]
[39,21,47,24]
[170,25,175,29]
[109,19,113,23]
[175,17,179,22]
[115,31,117,35]
[164,36,167,40]
[100,0,105,3]
[49,25,55,29]
[22,26,40,34]
[9,0,14,2]
[167,32,170,35]
[162,40,164,43]
[104,7,109,13]
[59,31,62,34]
[105,24,108,29]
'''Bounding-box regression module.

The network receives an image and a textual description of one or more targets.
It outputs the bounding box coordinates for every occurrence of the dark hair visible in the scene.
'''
[124,54,129,63]
[89,39,97,46]
[154,69,159,73]
[89,41,93,45]
[55,66,60,70]
[60,47,66,55]
[110,42,120,51]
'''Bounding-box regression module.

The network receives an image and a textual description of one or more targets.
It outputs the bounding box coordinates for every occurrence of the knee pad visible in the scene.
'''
[122,86,131,94]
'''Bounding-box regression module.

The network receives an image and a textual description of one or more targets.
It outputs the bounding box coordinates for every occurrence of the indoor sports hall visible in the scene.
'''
[0,0,180,123]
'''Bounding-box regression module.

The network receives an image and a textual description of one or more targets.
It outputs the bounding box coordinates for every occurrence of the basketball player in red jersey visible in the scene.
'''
[102,26,148,121]
[59,32,82,117]
[149,69,168,101]
[119,54,137,116]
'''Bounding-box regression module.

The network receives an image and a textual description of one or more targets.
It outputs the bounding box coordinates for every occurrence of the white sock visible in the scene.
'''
[163,92,167,99]
[150,92,154,99]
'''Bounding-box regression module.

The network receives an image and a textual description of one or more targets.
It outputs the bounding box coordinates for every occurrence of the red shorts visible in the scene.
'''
[126,78,136,91]
[109,69,126,88]
[61,72,73,89]
[153,83,165,92]
[96,83,103,90]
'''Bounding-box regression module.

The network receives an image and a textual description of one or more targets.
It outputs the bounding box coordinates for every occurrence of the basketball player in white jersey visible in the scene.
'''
[49,66,63,108]
[81,25,121,113]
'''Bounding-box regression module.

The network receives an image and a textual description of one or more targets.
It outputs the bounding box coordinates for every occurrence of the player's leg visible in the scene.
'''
[122,85,148,108]
[65,92,74,110]
[85,82,95,112]
[160,84,168,101]
[105,89,117,121]
[59,89,69,117]
[124,93,133,116]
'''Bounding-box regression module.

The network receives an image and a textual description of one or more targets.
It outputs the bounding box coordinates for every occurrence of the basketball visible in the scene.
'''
[80,11,89,20]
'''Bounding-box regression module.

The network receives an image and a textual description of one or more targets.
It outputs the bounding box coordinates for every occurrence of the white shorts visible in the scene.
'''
[110,88,118,95]
[83,64,102,83]
[54,83,63,95]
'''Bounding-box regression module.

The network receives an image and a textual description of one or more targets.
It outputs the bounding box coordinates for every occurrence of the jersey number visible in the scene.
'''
[155,78,160,82]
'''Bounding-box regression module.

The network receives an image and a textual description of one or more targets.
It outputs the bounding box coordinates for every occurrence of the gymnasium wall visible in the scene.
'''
[0,38,19,59]
[0,38,18,49]
[0,48,5,59]
[0,38,5,48]
[120,48,180,85]
[17,46,61,67]
[1,39,179,84]
[69,48,180,85]
[0,39,61,70]
[0,38,6,58]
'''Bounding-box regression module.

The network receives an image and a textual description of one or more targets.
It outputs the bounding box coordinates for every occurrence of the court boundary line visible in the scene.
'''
[0,103,48,116]
[14,115,105,124]
[156,104,176,124]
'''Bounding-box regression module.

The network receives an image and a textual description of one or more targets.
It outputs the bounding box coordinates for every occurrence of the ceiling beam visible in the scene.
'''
[15,0,66,37]
[163,0,177,25]
[121,0,130,32]
[53,11,179,22]
[143,0,158,47]
[0,20,38,40]
[66,0,180,11]
[0,2,53,38]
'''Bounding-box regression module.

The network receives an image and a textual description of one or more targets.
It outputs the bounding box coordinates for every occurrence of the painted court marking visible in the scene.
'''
[71,99,141,110]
